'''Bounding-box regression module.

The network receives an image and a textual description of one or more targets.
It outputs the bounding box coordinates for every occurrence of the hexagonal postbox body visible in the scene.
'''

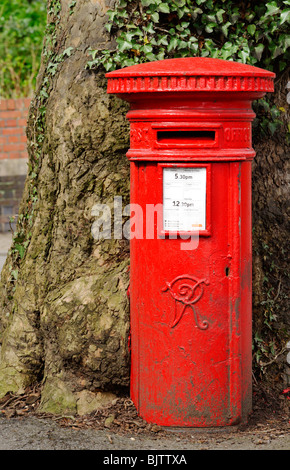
[106,58,274,427]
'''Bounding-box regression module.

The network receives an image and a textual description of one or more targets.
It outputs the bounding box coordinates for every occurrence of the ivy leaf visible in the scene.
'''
[221,21,231,37]
[254,43,265,61]
[174,0,186,6]
[88,49,98,60]
[14,244,25,259]
[280,9,290,25]
[281,34,290,49]
[141,0,155,6]
[151,12,159,22]
[216,9,225,24]
[177,40,188,50]
[62,46,74,57]
[105,23,113,33]
[206,14,216,23]
[122,58,136,67]
[238,50,249,63]
[107,9,117,22]
[269,43,283,59]
[104,59,114,71]
[268,121,279,135]
[40,89,48,98]
[205,22,217,34]
[188,41,199,53]
[156,48,166,60]
[157,35,169,46]
[141,43,153,54]
[145,52,156,61]
[191,7,203,20]
[168,37,178,52]
[11,269,18,280]
[265,1,280,17]
[247,24,256,36]
[143,22,155,34]
[117,38,133,52]
[159,3,170,14]
[229,7,240,24]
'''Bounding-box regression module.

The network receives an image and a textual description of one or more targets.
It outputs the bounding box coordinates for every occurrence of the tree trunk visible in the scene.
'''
[0,0,289,415]
[252,70,290,379]
[0,0,131,414]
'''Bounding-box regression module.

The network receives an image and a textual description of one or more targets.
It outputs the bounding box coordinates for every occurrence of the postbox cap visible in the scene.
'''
[106,57,275,94]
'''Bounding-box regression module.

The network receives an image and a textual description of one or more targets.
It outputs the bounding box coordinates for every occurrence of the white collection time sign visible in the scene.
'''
[163,167,207,232]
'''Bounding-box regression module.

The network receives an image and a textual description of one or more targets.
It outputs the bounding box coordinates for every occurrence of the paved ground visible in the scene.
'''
[0,390,289,451]
[0,414,289,451]
[0,233,12,272]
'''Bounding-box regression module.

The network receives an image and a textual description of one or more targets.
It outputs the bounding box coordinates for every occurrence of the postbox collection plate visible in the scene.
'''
[163,166,206,232]
[159,163,211,237]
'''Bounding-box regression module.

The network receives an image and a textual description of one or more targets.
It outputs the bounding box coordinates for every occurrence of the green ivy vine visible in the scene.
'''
[6,0,75,296]
[87,0,289,136]
[88,0,290,72]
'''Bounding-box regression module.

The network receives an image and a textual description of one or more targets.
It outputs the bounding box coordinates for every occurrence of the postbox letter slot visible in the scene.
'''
[157,130,215,144]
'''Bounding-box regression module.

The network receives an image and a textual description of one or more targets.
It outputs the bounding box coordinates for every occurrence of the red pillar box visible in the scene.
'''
[106,58,274,427]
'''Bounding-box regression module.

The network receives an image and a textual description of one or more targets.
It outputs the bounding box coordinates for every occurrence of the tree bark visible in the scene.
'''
[0,0,289,414]
[0,0,131,414]
[252,69,290,378]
